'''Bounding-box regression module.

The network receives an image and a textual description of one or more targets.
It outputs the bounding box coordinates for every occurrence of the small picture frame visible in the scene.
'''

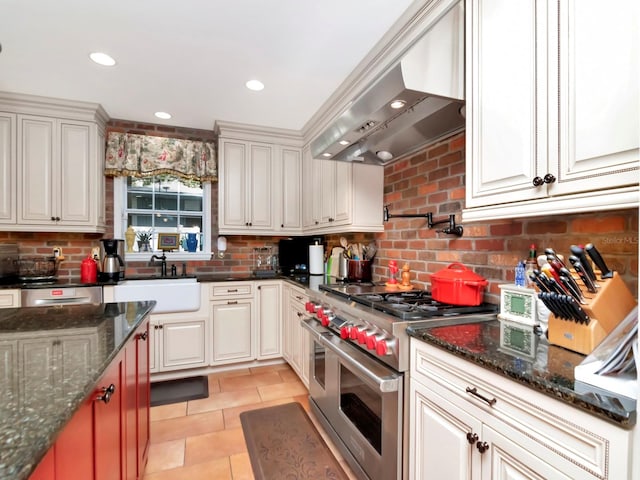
[157,233,180,251]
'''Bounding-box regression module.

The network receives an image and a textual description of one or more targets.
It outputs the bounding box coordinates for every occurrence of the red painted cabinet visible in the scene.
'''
[29,318,150,480]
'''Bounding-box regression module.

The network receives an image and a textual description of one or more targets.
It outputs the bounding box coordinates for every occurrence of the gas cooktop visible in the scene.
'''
[319,283,497,321]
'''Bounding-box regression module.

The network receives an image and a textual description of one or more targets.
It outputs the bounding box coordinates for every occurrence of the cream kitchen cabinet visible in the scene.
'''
[302,146,384,233]
[256,281,282,360]
[0,290,20,309]
[463,0,639,222]
[0,92,108,232]
[210,296,255,365]
[148,314,208,373]
[216,121,305,235]
[410,339,633,480]
[282,282,310,386]
[0,113,16,224]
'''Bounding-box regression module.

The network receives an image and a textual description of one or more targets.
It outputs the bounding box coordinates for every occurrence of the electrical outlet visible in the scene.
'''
[53,246,64,260]
[91,246,100,260]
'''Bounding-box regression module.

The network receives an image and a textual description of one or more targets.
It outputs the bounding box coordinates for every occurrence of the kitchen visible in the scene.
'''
[1,0,639,479]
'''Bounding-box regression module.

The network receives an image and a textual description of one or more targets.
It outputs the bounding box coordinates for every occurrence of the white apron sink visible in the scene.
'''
[113,278,200,313]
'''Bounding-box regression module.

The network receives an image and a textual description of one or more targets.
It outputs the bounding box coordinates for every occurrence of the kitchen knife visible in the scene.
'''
[569,245,597,284]
[565,295,590,324]
[585,243,613,279]
[559,275,584,303]
[545,248,567,268]
[568,256,597,293]
[529,271,549,292]
[539,292,562,319]
[559,267,584,298]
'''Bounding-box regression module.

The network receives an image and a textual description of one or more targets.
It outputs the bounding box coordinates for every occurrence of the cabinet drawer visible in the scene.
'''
[209,282,253,298]
[0,290,20,308]
[288,285,307,303]
[411,340,631,480]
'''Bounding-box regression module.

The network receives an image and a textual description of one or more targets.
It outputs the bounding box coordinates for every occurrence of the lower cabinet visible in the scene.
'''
[211,297,255,364]
[149,315,208,373]
[256,281,282,360]
[409,339,633,480]
[282,283,309,386]
[0,289,20,308]
[29,318,151,480]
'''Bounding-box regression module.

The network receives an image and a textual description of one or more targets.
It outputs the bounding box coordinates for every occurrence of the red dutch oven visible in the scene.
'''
[430,262,488,306]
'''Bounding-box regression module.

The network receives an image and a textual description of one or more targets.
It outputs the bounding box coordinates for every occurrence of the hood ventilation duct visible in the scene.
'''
[311,1,465,165]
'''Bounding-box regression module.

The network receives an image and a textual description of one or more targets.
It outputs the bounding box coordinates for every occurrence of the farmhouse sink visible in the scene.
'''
[113,277,200,313]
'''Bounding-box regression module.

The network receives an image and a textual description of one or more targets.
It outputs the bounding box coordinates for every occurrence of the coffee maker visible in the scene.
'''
[99,238,125,282]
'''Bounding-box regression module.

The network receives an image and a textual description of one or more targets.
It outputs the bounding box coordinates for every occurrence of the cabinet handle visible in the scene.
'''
[281,224,284,228]
[315,220,319,225]
[245,222,249,226]
[154,325,159,330]
[329,217,334,222]
[50,216,61,222]
[258,286,261,290]
[296,312,304,317]
[249,222,252,226]
[138,331,148,341]
[532,176,544,187]
[159,324,163,329]
[466,432,479,445]
[227,300,238,305]
[96,384,116,404]
[476,441,489,454]
[465,387,496,407]
[295,295,303,300]
[543,173,556,184]
[227,289,238,292]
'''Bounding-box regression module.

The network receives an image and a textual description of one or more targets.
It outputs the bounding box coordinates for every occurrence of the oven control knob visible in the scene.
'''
[305,301,317,313]
[349,325,360,340]
[357,327,373,345]
[365,332,379,350]
[340,325,351,339]
[376,339,390,356]
[321,313,334,327]
[316,307,326,320]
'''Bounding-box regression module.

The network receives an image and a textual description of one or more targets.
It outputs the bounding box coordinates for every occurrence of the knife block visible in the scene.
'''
[548,272,637,355]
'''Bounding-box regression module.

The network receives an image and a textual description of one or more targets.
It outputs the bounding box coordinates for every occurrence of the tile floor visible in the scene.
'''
[143,363,358,480]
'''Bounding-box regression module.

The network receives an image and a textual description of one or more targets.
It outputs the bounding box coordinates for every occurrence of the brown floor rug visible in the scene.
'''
[240,402,349,480]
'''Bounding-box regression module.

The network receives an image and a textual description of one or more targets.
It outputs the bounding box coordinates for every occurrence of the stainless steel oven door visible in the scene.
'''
[302,317,403,480]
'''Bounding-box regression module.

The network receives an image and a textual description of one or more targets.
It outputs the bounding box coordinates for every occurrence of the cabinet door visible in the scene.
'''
[466,0,548,208]
[55,396,94,480]
[333,161,351,224]
[553,0,639,195]
[481,425,571,480]
[220,140,248,228]
[59,334,98,396]
[247,143,273,229]
[19,338,57,408]
[136,322,150,478]
[410,378,481,480]
[256,282,281,359]
[280,147,302,230]
[18,115,56,223]
[319,159,337,225]
[161,319,207,370]
[149,319,158,373]
[211,299,254,364]
[0,113,16,224]
[59,121,93,224]
[0,340,17,405]
[0,290,20,308]
[94,356,124,480]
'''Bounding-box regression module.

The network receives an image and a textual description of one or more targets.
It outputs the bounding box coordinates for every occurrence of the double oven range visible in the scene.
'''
[301,283,497,480]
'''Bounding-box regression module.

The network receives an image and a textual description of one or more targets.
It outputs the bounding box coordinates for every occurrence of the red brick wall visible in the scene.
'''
[3,122,638,303]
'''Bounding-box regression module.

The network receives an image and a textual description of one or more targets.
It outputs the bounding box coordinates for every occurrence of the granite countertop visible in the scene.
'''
[406,318,636,428]
[0,301,155,480]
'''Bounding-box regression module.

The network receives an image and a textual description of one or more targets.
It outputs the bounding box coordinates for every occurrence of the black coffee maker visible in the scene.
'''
[99,238,125,281]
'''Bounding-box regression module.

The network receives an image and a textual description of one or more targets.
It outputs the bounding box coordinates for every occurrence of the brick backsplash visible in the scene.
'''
[3,123,637,303]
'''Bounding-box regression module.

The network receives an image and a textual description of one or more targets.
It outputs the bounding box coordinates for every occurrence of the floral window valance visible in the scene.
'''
[105,132,217,182]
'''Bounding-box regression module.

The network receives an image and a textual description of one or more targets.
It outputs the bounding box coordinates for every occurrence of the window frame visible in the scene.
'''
[113,176,213,261]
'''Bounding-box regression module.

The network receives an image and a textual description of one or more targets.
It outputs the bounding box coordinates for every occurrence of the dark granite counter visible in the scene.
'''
[407,318,636,428]
[0,301,155,480]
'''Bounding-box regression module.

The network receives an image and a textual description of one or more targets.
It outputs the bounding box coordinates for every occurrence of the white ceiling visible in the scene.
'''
[0,0,415,131]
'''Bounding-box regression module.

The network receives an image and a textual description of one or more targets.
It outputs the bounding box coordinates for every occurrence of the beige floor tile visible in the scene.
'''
[208,368,251,380]
[151,409,225,444]
[208,377,221,394]
[219,370,283,392]
[185,427,247,465]
[248,362,290,374]
[145,438,185,474]
[187,388,262,415]
[277,367,300,383]
[222,397,296,430]
[229,452,255,480]
[257,379,307,402]
[149,401,188,422]
[143,457,231,480]
[292,393,310,411]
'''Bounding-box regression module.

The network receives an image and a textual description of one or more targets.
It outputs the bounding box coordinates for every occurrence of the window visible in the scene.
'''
[113,175,212,260]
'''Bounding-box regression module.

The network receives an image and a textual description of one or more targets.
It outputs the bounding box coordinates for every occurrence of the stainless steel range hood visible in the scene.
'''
[311,1,465,165]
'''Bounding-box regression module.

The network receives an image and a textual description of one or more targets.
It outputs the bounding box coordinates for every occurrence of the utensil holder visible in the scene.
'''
[548,272,637,355]
[347,260,371,282]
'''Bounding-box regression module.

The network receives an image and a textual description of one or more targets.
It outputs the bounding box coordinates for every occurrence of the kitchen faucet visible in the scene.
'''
[150,253,167,277]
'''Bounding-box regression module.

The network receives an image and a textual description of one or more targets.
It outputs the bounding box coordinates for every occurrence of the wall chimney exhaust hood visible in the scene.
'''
[311,1,465,165]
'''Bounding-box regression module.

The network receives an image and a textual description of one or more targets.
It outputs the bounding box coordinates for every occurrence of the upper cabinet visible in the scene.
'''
[0,92,108,232]
[216,121,303,235]
[463,0,639,221]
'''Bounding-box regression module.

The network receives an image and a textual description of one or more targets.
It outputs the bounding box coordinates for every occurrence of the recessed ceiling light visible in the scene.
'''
[89,52,116,66]
[154,111,172,120]
[322,153,332,158]
[246,79,265,91]
[376,150,393,161]
[338,140,350,146]
[389,100,405,109]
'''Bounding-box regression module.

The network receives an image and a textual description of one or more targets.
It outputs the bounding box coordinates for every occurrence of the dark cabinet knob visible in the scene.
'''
[476,441,489,454]
[138,331,148,341]
[532,176,544,187]
[466,432,479,445]
[281,224,284,228]
[543,173,556,184]
[96,384,116,404]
